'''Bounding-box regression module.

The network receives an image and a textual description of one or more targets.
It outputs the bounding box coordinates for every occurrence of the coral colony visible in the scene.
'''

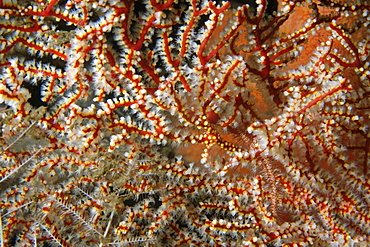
[0,0,369,246]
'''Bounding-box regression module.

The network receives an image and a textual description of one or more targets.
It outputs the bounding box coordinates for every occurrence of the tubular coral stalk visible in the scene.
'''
[0,0,369,245]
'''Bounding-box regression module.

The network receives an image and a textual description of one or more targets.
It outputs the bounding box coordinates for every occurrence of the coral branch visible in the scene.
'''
[0,0,369,245]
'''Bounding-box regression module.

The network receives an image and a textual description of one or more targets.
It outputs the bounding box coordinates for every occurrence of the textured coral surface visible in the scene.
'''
[0,0,369,246]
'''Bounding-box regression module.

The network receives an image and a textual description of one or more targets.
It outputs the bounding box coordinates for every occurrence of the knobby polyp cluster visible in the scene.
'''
[0,0,369,246]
